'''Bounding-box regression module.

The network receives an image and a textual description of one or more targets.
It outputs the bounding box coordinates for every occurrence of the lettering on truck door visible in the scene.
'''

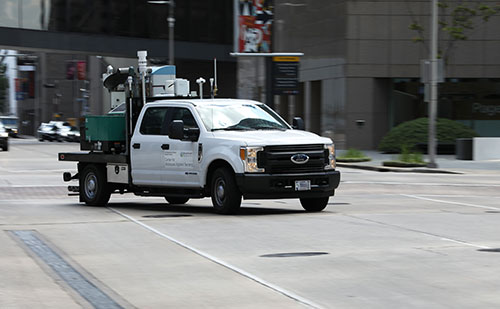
[161,107,200,187]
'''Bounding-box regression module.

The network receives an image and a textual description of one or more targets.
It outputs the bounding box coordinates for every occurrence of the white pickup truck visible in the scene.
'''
[59,52,340,214]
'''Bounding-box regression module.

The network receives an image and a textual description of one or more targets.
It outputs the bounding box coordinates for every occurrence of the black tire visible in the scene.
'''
[165,197,190,205]
[211,167,242,214]
[81,164,111,206]
[299,197,329,212]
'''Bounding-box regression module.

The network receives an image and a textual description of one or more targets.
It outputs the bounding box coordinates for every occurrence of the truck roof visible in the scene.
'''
[147,98,263,107]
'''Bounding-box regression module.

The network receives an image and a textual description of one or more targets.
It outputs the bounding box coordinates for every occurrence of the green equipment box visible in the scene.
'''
[85,114,126,142]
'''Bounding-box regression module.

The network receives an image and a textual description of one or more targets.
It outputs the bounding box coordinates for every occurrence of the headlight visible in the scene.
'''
[0,132,8,138]
[240,146,264,173]
[325,144,336,170]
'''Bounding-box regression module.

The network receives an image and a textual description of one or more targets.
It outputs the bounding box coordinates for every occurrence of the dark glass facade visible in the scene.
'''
[0,0,233,44]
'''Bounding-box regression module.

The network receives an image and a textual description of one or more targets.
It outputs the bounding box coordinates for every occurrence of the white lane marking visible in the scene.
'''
[108,207,324,309]
[401,194,500,211]
[343,181,500,187]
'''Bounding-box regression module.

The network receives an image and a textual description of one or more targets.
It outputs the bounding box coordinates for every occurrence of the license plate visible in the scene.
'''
[295,180,311,191]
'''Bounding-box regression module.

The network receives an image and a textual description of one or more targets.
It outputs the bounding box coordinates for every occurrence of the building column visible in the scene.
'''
[304,81,311,131]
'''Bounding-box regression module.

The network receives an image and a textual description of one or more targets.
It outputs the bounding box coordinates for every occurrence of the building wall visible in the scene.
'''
[273,0,500,149]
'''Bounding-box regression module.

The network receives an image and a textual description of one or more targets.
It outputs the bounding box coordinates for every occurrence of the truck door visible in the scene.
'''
[131,107,169,186]
[160,107,200,187]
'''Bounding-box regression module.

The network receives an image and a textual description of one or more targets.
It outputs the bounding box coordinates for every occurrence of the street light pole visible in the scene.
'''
[428,0,438,168]
[149,0,175,65]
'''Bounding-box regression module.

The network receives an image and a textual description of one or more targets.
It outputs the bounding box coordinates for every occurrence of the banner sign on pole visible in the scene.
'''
[237,0,274,53]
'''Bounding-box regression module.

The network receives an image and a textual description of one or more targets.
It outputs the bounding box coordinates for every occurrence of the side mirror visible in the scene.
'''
[169,120,184,140]
[169,120,200,142]
[292,117,305,130]
[185,127,200,141]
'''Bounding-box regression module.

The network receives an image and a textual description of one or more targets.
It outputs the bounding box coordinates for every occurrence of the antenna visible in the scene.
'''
[213,58,218,97]
[196,77,206,99]
[209,78,214,99]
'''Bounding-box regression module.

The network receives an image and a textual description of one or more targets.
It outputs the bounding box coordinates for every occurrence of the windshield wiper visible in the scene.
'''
[211,127,250,131]
[255,126,286,131]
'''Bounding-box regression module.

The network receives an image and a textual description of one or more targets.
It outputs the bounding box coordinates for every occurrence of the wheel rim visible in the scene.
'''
[214,177,226,206]
[84,172,98,200]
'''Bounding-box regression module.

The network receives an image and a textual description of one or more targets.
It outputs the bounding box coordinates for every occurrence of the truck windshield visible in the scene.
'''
[196,103,290,131]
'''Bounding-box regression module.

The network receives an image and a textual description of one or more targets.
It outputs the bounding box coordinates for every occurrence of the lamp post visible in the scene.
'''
[428,0,438,168]
[148,0,175,65]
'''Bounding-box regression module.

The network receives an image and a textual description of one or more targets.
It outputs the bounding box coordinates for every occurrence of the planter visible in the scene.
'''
[382,161,427,168]
[336,157,371,163]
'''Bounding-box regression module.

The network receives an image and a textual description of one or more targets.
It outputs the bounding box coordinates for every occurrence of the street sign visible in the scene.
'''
[272,56,299,95]
[420,59,444,83]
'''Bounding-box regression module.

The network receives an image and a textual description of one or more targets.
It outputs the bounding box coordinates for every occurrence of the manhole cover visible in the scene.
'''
[478,248,500,253]
[260,252,329,258]
[142,214,192,218]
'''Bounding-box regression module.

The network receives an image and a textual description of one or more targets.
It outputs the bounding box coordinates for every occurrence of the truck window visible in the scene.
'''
[160,107,198,135]
[140,107,198,136]
[140,107,168,135]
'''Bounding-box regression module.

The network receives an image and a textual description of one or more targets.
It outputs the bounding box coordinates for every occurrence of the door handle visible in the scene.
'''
[132,143,141,149]
[161,144,170,150]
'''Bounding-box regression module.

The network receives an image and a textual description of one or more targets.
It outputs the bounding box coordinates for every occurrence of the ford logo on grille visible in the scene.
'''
[291,153,309,164]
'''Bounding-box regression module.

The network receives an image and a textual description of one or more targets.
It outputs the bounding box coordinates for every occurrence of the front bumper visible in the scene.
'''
[235,170,340,199]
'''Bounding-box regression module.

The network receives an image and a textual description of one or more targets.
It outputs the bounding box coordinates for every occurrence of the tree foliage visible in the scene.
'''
[408,1,500,62]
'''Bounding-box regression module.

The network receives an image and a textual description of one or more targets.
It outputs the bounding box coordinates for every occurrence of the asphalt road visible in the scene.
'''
[1,139,500,308]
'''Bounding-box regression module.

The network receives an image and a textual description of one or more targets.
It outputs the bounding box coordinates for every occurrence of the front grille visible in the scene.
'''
[258,144,328,174]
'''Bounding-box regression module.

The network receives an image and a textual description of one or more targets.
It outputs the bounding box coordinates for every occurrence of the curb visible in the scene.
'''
[336,163,463,174]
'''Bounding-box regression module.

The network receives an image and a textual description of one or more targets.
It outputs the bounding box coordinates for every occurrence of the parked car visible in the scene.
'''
[0,123,9,151]
[37,121,72,142]
[0,116,19,137]
[59,126,80,142]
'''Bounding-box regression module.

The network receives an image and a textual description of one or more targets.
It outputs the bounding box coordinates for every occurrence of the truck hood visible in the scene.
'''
[210,130,332,146]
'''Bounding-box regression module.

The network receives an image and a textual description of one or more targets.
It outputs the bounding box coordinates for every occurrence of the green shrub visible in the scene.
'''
[378,118,477,153]
[337,148,371,162]
[397,145,425,164]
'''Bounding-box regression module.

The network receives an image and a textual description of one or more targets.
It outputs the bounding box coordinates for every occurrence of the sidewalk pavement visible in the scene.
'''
[336,150,500,174]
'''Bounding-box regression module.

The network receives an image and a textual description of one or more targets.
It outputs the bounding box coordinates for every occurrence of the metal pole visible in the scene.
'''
[428,0,438,168]
[148,1,175,64]
[168,0,175,65]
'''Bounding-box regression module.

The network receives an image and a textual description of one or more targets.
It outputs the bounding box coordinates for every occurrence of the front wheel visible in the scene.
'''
[299,197,329,212]
[165,197,189,205]
[211,167,242,214]
[81,164,111,206]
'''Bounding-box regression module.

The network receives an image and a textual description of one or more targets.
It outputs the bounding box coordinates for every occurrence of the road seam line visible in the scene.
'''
[401,194,500,211]
[108,207,324,309]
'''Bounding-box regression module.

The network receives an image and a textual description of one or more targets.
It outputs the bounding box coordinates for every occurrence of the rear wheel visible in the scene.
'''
[211,167,241,214]
[165,197,189,205]
[299,197,329,212]
[81,164,111,206]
